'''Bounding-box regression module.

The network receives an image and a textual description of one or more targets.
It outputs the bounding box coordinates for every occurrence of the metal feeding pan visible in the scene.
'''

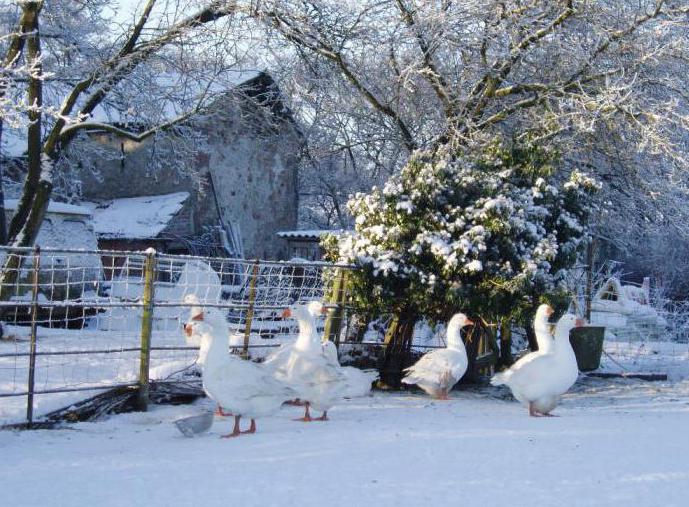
[174,410,214,437]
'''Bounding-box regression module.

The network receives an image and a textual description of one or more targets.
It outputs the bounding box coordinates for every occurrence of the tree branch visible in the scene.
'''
[466,1,575,119]
[395,0,456,121]
[257,8,418,152]
[58,108,199,144]
[44,0,238,156]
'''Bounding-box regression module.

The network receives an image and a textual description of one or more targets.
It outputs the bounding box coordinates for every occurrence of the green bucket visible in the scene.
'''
[569,326,605,371]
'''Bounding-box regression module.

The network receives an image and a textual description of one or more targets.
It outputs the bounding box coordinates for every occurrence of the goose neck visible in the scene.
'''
[201,323,227,367]
[294,315,319,352]
[446,323,465,351]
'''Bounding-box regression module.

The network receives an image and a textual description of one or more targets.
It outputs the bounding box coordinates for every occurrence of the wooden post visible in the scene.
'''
[26,245,41,427]
[323,268,347,346]
[242,260,260,359]
[137,249,156,412]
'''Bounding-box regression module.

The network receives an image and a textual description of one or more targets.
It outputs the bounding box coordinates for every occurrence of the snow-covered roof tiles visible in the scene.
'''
[85,192,189,239]
[4,199,92,216]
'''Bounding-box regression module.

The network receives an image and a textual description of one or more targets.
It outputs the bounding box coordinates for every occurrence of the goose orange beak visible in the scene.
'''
[575,318,585,327]
[465,318,474,326]
[282,308,292,318]
[184,323,193,337]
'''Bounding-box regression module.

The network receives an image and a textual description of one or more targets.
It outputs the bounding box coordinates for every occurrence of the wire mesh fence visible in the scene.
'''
[0,246,356,426]
[2,245,688,426]
[568,260,689,378]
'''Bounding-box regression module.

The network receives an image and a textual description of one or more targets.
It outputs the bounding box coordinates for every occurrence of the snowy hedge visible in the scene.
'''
[324,141,600,321]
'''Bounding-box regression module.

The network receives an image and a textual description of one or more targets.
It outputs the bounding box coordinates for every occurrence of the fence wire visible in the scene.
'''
[0,246,354,425]
[568,261,689,378]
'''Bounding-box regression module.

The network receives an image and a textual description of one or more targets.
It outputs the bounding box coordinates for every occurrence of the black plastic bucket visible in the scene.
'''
[569,326,605,371]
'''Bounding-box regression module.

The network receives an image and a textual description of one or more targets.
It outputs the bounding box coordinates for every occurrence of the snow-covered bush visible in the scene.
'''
[324,141,599,323]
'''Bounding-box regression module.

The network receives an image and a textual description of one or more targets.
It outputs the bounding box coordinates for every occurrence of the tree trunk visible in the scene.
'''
[0,2,46,307]
[525,322,539,351]
[0,3,34,246]
[463,321,482,382]
[7,2,43,243]
[378,312,417,389]
[498,319,513,367]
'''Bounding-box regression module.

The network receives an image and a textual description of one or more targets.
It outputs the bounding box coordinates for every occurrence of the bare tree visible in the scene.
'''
[253,0,689,236]
[0,0,253,296]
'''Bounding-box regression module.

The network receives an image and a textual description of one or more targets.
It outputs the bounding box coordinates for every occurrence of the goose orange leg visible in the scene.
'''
[294,402,313,422]
[221,415,242,438]
[242,419,257,434]
[529,402,543,417]
[314,411,328,421]
[434,388,450,400]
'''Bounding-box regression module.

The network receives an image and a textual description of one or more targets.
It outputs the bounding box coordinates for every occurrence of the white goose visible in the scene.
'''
[184,303,295,437]
[401,313,473,399]
[183,295,234,417]
[262,301,327,373]
[534,303,555,353]
[275,303,346,421]
[490,313,582,416]
[311,302,379,398]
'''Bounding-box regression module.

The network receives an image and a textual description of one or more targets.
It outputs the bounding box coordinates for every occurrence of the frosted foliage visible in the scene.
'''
[333,146,598,314]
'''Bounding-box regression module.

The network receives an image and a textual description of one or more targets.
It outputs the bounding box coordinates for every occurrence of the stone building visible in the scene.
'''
[69,72,302,260]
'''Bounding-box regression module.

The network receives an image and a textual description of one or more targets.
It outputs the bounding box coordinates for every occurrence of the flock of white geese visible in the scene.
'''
[182,295,583,438]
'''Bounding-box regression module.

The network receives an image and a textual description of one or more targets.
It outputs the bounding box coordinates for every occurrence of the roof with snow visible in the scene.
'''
[85,192,189,239]
[276,229,348,240]
[3,199,92,217]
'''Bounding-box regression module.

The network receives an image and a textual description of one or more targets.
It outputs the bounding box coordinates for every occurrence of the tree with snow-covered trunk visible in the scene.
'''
[0,0,250,300]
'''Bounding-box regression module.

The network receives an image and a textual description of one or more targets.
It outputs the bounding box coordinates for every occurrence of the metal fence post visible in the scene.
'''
[585,239,594,322]
[137,249,156,411]
[323,268,347,346]
[26,245,41,427]
[242,260,260,359]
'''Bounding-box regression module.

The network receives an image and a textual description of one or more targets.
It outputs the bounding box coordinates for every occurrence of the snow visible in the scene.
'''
[84,192,189,239]
[3,199,92,216]
[2,377,689,507]
[0,324,198,424]
[0,127,27,157]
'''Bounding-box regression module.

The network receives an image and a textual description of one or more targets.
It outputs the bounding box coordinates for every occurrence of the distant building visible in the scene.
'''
[276,230,346,261]
[68,72,302,260]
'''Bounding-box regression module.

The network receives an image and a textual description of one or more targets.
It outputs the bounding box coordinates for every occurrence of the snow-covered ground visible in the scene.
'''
[2,377,689,507]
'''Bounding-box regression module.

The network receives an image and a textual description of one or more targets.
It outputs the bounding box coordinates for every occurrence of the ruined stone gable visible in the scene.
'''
[69,73,302,260]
